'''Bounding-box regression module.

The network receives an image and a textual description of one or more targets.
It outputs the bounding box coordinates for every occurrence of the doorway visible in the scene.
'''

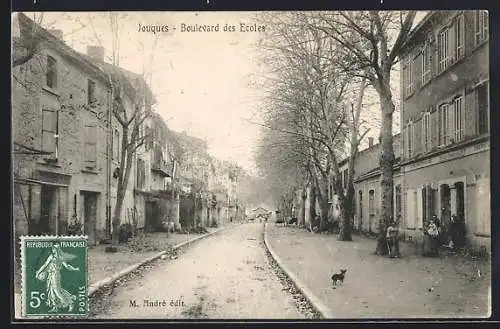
[145,201,160,232]
[40,185,58,234]
[82,191,98,246]
[358,190,363,230]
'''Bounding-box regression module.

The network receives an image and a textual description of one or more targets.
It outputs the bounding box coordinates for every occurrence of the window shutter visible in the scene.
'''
[414,118,422,155]
[417,187,423,228]
[41,109,56,154]
[85,124,97,167]
[430,109,438,150]
[447,22,456,64]
[447,103,455,143]
[414,53,422,89]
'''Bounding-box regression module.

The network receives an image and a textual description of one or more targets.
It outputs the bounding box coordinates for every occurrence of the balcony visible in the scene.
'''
[151,161,172,177]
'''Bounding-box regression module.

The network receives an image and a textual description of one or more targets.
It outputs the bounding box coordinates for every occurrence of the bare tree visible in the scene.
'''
[88,13,159,247]
[301,11,417,252]
[255,13,369,234]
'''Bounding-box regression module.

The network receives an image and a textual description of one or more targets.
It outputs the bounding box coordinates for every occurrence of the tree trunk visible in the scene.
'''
[316,182,330,232]
[300,187,307,227]
[338,184,354,241]
[112,183,125,245]
[376,94,396,255]
[309,184,317,227]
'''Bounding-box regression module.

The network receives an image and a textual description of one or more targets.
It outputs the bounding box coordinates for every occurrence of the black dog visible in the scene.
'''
[331,269,347,286]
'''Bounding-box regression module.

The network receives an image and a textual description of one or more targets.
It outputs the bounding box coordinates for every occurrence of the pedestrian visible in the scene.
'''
[423,219,439,257]
[386,221,400,258]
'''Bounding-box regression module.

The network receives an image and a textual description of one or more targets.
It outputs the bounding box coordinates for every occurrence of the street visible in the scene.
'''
[90,223,304,319]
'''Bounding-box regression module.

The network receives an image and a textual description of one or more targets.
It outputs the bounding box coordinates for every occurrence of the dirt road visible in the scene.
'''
[90,223,304,319]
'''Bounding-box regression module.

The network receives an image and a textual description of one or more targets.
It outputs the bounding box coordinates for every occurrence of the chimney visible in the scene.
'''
[48,29,64,41]
[86,45,105,62]
[368,137,374,148]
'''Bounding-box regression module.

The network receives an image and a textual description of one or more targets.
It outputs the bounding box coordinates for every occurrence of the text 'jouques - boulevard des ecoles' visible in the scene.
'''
[137,22,266,34]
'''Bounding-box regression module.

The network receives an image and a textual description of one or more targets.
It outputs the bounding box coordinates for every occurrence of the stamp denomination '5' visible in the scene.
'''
[21,236,88,317]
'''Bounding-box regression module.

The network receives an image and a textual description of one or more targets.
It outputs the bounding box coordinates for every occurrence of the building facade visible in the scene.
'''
[12,14,113,246]
[399,10,490,250]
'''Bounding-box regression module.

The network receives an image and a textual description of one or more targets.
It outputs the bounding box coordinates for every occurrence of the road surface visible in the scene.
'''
[90,223,304,319]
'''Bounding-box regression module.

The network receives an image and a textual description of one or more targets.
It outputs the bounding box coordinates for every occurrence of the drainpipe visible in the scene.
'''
[106,87,112,240]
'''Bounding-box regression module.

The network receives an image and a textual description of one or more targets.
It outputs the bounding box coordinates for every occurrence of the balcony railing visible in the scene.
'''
[151,161,172,177]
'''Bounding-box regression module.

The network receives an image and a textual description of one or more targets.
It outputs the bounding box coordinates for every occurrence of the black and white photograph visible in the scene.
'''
[11,10,491,320]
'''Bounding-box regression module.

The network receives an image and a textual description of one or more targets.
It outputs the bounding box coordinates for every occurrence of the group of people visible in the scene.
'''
[385,210,466,258]
[422,212,466,257]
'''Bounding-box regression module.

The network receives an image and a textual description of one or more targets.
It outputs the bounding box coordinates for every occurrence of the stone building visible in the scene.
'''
[327,135,402,234]
[12,13,112,246]
[399,10,490,250]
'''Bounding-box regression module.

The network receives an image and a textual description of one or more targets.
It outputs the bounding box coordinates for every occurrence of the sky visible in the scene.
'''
[24,11,427,175]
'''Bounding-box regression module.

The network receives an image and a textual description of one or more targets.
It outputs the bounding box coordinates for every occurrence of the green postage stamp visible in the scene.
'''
[20,235,88,317]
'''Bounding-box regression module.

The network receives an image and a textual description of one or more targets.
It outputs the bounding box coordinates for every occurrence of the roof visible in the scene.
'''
[15,13,156,105]
[15,13,110,85]
[338,133,401,166]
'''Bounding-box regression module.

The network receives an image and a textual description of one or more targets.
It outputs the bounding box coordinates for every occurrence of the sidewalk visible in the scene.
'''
[265,224,490,319]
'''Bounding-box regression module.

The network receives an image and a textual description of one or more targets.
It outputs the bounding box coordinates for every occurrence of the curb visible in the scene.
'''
[263,223,335,319]
[88,223,242,297]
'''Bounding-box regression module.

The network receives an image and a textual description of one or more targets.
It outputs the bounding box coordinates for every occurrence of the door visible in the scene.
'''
[83,192,98,246]
[40,185,57,234]
[145,201,159,232]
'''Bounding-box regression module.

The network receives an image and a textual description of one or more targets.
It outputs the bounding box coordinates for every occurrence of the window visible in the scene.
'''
[41,107,59,159]
[46,55,57,89]
[343,169,348,189]
[406,121,414,157]
[422,112,431,152]
[421,44,431,85]
[453,96,464,142]
[403,59,413,96]
[368,189,375,215]
[437,28,449,73]
[87,79,96,105]
[438,104,449,146]
[454,14,464,60]
[113,129,120,161]
[84,124,97,168]
[476,82,489,134]
[475,10,489,46]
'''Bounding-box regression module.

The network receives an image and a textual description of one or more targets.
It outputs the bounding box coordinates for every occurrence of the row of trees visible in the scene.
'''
[254,11,416,254]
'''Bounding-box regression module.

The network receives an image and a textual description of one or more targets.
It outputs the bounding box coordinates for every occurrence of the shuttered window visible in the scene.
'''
[422,112,431,153]
[476,82,489,135]
[421,44,432,85]
[475,10,489,46]
[84,124,97,168]
[437,28,449,73]
[41,108,59,158]
[438,104,449,146]
[453,96,464,142]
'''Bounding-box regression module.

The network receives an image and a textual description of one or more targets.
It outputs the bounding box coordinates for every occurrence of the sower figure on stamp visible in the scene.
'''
[35,244,80,313]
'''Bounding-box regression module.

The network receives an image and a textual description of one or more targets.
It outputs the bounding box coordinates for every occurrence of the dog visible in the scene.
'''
[331,269,347,286]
